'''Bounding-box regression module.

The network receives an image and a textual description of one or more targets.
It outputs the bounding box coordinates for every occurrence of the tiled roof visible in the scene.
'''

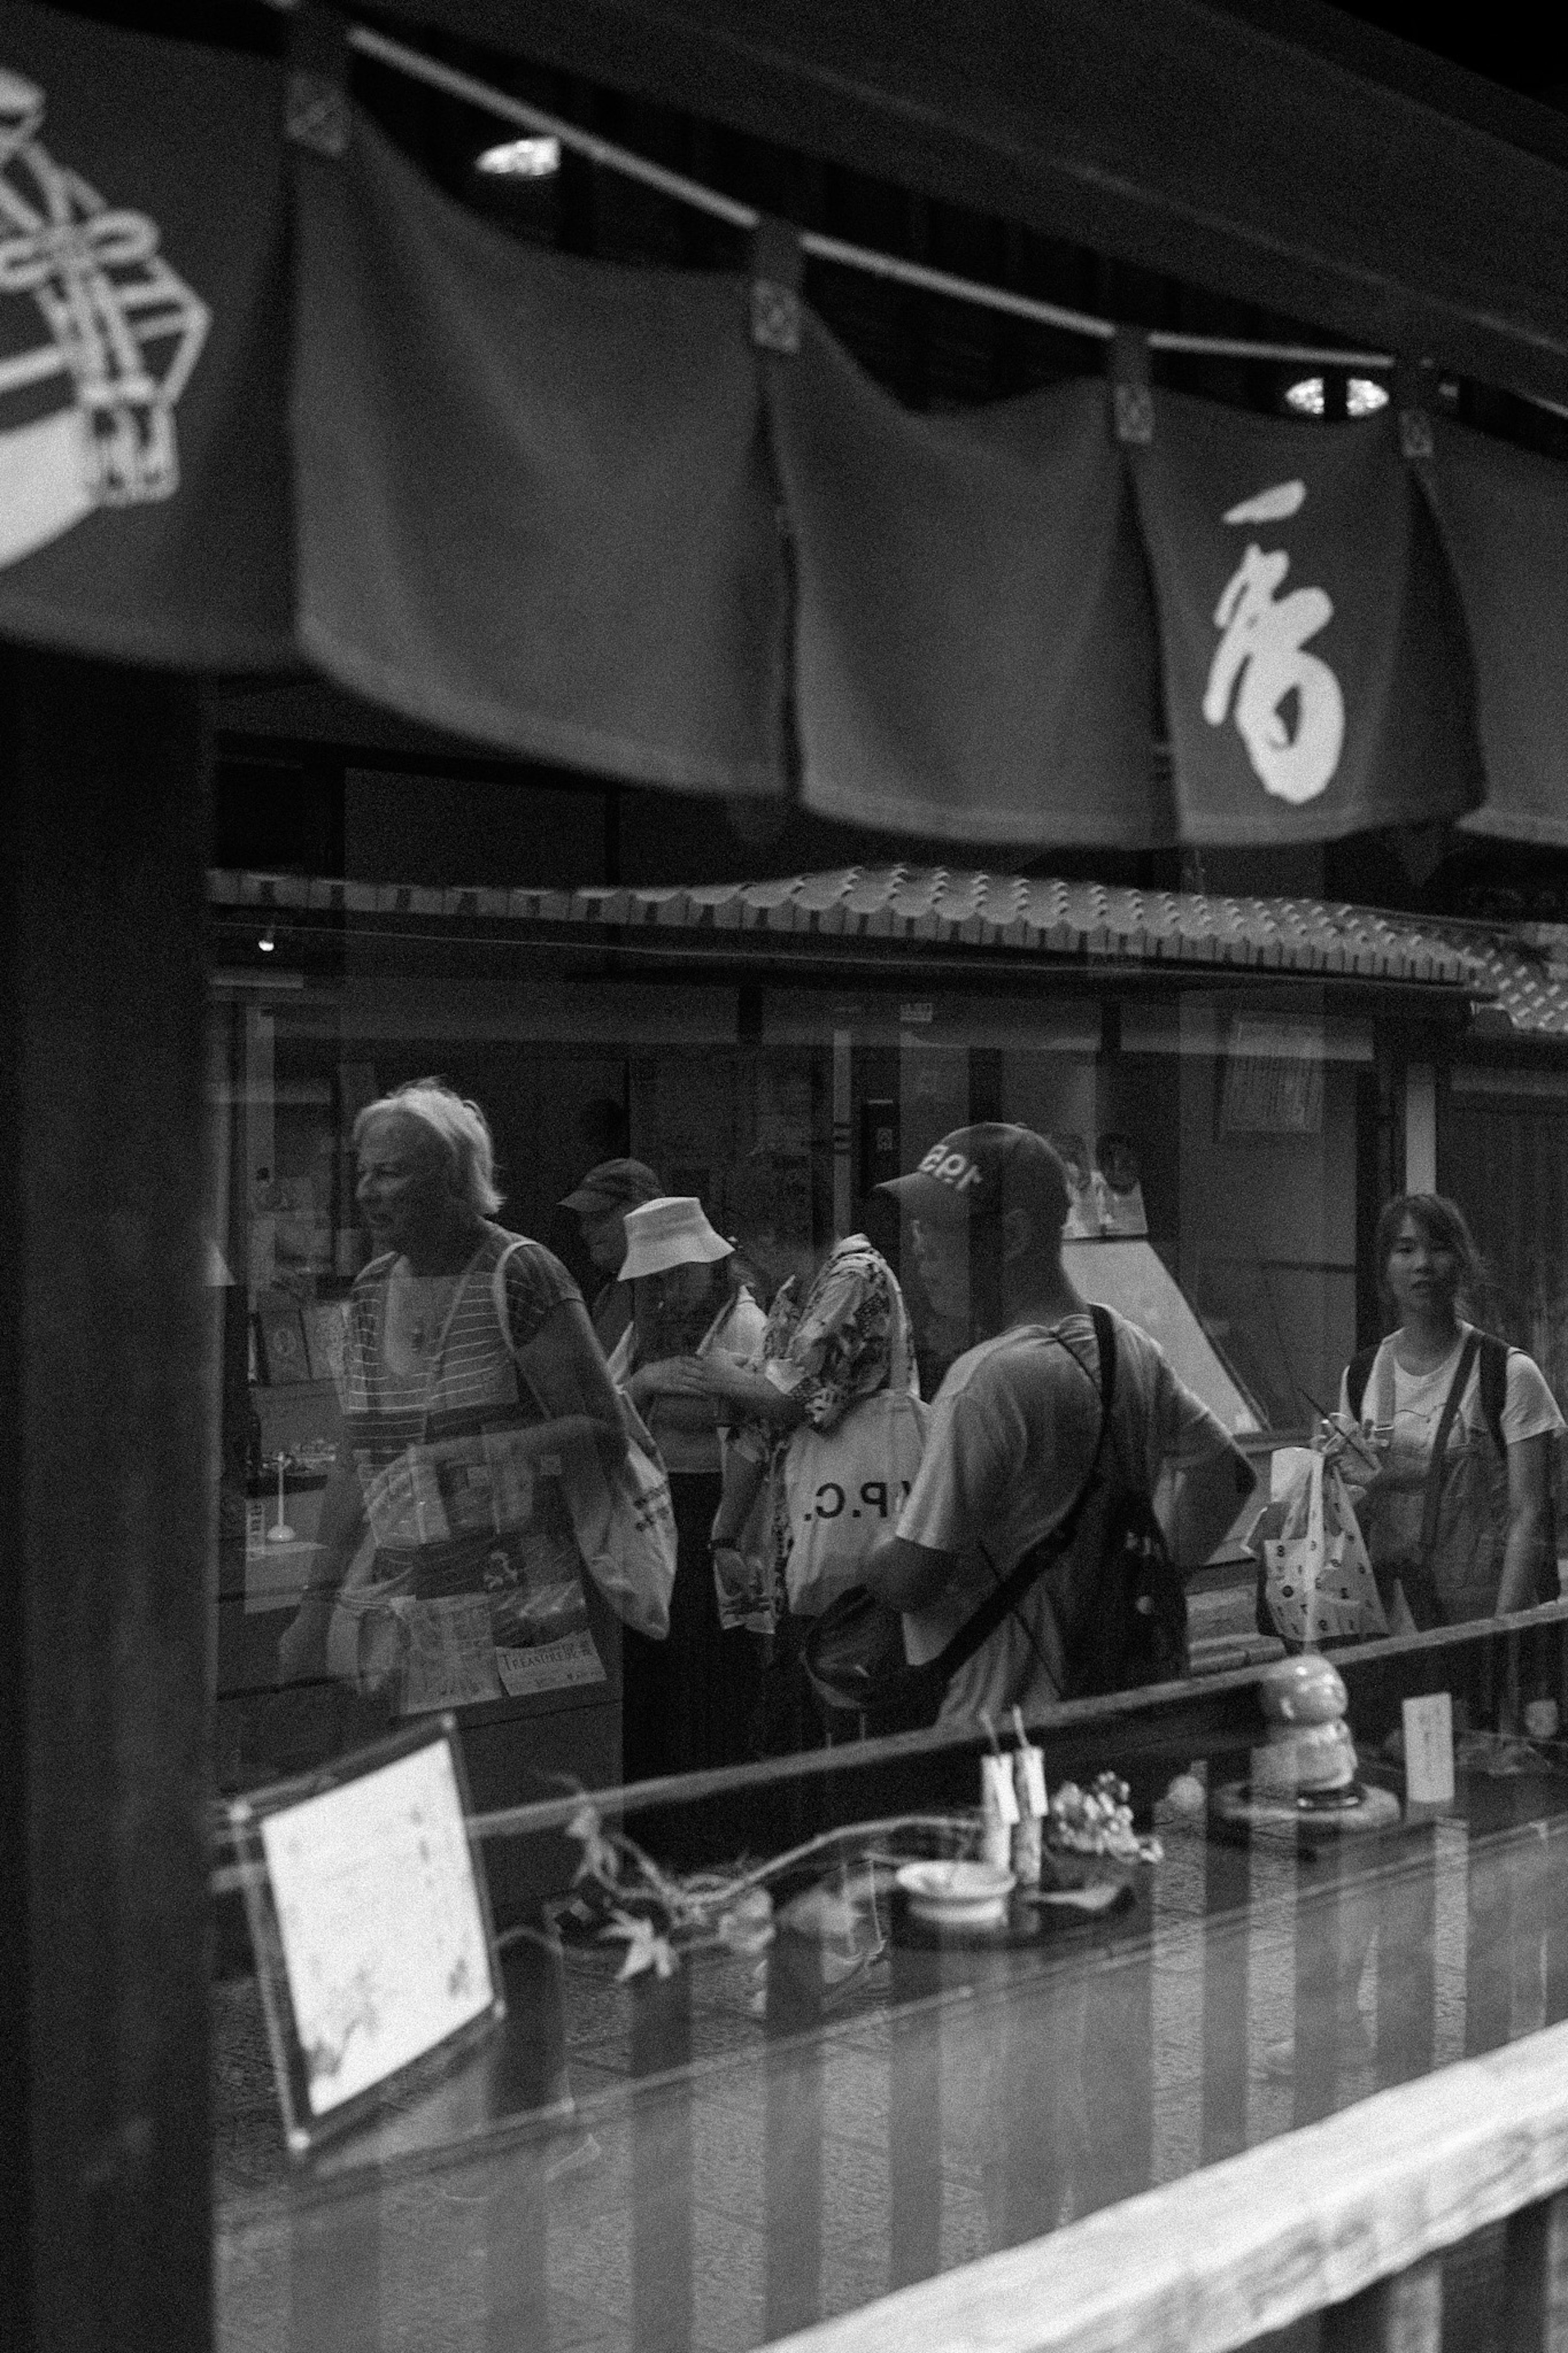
[1456,929,1568,1036]
[210,865,1490,990]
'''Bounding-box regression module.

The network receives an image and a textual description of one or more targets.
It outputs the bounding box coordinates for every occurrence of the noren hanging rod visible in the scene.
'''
[347,23,1397,370]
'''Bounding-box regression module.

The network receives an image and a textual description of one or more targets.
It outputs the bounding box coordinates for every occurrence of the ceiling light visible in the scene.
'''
[1284,376,1325,416]
[1346,376,1389,417]
[258,926,275,953]
[476,136,561,179]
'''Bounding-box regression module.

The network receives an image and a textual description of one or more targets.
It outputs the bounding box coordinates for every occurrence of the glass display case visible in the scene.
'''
[212,1608,1568,2353]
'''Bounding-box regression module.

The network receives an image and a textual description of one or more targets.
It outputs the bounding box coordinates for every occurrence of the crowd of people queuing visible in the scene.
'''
[279,1077,1565,1781]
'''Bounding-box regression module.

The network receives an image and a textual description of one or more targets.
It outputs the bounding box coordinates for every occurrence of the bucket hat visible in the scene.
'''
[619,1196,734,1280]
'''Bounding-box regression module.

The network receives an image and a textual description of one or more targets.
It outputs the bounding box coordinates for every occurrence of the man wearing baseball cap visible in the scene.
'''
[560,1158,664,1352]
[862,1123,1254,1727]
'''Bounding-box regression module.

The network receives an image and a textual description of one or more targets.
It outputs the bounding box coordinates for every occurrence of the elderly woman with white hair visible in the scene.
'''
[277,1078,629,1731]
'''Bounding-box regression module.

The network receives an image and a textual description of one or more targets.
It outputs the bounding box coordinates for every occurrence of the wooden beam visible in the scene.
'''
[372,0,1568,407]
[1,653,214,2353]
[762,2019,1568,2353]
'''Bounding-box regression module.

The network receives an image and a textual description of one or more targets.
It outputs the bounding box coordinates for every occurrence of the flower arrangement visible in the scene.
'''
[554,1803,976,1983]
[1046,1772,1163,1865]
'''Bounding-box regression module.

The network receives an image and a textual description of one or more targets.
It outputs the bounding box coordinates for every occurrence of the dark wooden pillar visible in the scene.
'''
[0,650,214,2353]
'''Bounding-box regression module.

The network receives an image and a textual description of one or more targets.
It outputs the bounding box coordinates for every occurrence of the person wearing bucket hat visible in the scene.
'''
[860,1123,1254,1728]
[560,1157,664,1352]
[605,1198,768,1790]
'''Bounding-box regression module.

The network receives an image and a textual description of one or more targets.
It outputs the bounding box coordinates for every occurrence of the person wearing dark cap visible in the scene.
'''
[862,1124,1255,1729]
[560,1158,664,1353]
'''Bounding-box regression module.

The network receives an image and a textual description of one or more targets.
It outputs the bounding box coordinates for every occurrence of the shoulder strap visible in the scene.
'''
[1346,1345,1379,1423]
[1477,1333,1510,1458]
[489,1234,526,1358]
[1089,1303,1118,1418]
[925,1313,1116,1691]
[1417,1329,1483,1570]
[491,1231,604,1441]
[887,1278,916,1398]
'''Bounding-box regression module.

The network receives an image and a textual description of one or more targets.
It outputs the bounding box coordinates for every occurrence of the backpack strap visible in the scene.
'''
[1345,1344,1379,1423]
[1416,1328,1483,1587]
[1477,1332,1510,1459]
[490,1233,549,1421]
[923,1311,1116,1693]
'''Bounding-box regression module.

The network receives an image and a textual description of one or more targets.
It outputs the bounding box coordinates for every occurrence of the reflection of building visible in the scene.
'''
[212,847,1568,1794]
[211,854,1494,1416]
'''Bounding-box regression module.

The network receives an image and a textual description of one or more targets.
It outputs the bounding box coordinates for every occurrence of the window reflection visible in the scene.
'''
[209,934,1568,2353]
[214,962,1568,1813]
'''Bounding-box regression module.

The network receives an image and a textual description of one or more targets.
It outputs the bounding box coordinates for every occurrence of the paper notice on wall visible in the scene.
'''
[1402,1693,1456,1807]
[1220,1022,1325,1135]
[494,1632,608,1698]
[396,1597,504,1713]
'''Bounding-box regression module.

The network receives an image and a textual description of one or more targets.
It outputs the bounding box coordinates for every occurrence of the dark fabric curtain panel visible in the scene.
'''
[0,649,214,2353]
[1425,420,1568,850]
[1130,388,1486,846]
[290,110,791,799]
[8,2,1568,851]
[766,322,1172,848]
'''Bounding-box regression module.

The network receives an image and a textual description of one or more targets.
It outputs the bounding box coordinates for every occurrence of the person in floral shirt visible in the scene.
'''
[696,1155,918,1750]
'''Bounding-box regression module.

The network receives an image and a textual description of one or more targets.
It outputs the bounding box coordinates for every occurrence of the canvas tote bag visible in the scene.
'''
[492,1241,676,1640]
[778,1298,928,1617]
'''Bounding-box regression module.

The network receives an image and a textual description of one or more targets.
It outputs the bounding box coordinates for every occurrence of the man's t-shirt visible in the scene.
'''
[897,1307,1236,1728]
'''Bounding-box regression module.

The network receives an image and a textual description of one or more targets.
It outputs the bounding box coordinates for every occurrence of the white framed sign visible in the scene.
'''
[227,1717,504,2158]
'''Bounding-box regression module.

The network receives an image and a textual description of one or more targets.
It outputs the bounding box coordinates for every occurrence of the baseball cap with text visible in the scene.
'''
[877,1123,1071,1230]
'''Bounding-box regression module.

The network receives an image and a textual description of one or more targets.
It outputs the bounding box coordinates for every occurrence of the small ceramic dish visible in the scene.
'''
[894,1860,1015,1927]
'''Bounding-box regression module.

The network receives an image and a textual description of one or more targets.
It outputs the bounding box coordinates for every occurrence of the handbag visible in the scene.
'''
[1258,1445,1388,1650]
[493,1242,676,1641]
[777,1303,929,1617]
[805,1307,1126,1731]
[780,1389,931,1616]
[801,1579,933,1732]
